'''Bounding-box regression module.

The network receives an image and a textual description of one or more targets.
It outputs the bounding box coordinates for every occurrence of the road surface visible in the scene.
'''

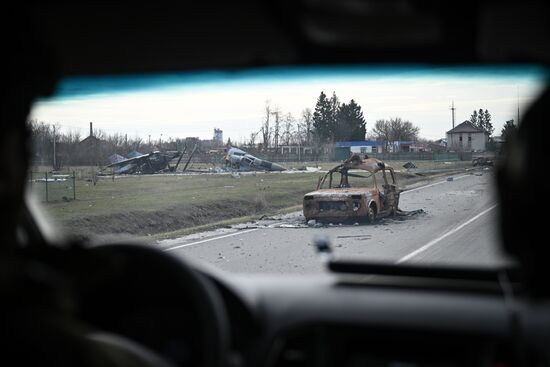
[159,171,512,274]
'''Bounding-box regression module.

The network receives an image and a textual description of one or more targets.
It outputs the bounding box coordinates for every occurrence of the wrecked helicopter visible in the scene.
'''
[103,150,183,175]
[224,147,287,172]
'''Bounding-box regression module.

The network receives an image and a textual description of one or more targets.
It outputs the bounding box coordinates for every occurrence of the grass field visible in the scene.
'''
[30,160,472,240]
[32,171,319,239]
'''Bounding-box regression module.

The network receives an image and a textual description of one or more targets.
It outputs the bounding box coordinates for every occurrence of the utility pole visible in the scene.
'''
[450,100,456,129]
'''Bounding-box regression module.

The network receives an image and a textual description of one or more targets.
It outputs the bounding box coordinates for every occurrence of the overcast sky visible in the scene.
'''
[29,66,546,142]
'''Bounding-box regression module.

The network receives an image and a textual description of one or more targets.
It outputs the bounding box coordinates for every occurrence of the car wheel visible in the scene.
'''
[367,204,377,223]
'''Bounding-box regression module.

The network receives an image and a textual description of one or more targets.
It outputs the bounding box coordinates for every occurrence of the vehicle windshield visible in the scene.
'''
[28,65,547,274]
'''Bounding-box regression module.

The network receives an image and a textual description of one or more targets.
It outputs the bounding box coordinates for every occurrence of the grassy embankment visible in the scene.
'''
[31,160,471,240]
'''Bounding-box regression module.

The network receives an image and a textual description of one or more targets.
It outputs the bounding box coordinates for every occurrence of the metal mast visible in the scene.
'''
[450,100,456,129]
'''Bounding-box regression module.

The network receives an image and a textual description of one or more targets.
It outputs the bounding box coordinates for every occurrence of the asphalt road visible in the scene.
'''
[159,171,512,274]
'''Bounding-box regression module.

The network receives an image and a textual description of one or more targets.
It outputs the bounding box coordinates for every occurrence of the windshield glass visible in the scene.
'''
[28,65,547,274]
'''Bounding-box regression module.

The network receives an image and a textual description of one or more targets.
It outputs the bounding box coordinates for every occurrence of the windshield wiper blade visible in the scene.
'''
[327,260,519,282]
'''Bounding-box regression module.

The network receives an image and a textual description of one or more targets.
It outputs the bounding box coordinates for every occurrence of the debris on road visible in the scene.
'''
[395,209,425,217]
[231,224,259,230]
[277,224,306,229]
[295,166,322,172]
[403,162,417,170]
[472,157,494,167]
[336,235,372,239]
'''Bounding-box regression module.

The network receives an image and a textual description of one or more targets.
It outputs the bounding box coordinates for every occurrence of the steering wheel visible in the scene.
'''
[77,243,229,367]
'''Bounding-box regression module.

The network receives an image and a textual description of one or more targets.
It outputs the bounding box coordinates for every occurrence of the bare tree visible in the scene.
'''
[388,117,420,141]
[372,119,393,151]
[261,101,272,151]
[249,130,259,148]
[282,113,295,146]
[372,117,419,151]
[271,106,281,151]
[301,108,313,145]
[132,137,143,152]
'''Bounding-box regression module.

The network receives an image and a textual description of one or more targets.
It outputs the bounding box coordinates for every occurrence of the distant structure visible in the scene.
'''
[78,122,104,165]
[450,100,456,129]
[213,128,223,145]
[446,120,488,152]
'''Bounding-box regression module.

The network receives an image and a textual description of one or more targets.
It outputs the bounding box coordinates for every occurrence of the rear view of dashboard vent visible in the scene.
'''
[265,325,513,367]
[266,327,326,367]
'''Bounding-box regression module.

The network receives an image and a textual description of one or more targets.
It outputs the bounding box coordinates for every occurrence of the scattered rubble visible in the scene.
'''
[403,162,417,170]
[472,157,494,167]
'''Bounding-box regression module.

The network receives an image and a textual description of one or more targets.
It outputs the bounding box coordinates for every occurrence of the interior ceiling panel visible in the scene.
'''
[20,0,550,76]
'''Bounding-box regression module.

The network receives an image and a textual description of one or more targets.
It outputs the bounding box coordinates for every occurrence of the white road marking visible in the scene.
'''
[395,204,498,264]
[402,174,470,194]
[164,228,258,252]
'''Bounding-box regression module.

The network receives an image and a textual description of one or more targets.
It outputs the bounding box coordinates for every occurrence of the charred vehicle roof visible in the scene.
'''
[303,154,401,223]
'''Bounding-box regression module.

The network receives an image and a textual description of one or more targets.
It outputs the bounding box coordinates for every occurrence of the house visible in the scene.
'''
[335,141,385,160]
[446,121,489,152]
[76,123,107,165]
[429,138,448,152]
[388,141,415,152]
[409,142,430,152]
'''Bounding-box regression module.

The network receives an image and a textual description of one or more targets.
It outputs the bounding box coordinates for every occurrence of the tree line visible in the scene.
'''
[28,120,195,169]
[250,91,420,151]
[469,109,494,135]
[31,94,510,169]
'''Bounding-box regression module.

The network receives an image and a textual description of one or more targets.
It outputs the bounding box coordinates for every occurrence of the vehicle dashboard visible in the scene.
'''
[204,270,550,367]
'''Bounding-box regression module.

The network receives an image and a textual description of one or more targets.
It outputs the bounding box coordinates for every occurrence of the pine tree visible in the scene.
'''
[477,109,485,130]
[482,109,494,135]
[501,119,517,142]
[312,91,335,143]
[335,99,366,141]
[469,110,478,128]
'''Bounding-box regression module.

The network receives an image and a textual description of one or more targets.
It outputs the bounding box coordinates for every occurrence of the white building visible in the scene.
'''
[213,128,223,145]
[446,121,489,152]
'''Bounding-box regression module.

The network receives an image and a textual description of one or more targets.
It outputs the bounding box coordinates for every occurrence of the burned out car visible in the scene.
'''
[472,157,494,167]
[303,154,401,222]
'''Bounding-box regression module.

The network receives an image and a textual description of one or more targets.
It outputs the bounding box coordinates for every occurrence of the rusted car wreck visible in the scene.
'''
[303,154,402,223]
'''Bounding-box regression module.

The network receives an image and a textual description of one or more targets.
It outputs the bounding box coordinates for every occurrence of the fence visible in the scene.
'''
[366,151,473,162]
[29,172,76,202]
[179,152,335,165]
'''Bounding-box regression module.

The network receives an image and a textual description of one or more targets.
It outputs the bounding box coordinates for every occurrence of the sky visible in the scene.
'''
[29,66,547,143]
